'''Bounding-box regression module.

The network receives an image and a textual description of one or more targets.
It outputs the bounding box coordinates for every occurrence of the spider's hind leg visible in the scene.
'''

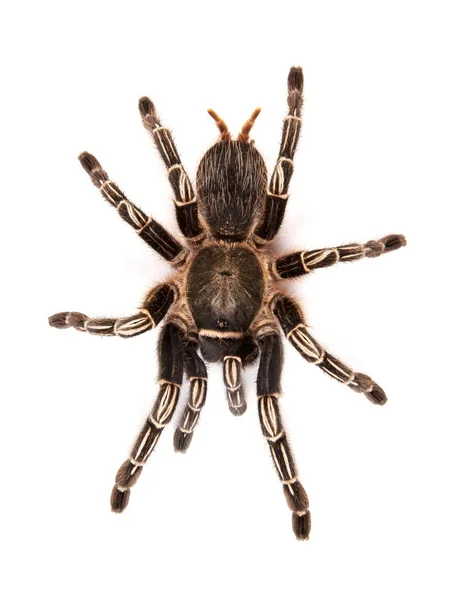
[257,331,311,540]
[111,323,183,512]
[173,336,208,453]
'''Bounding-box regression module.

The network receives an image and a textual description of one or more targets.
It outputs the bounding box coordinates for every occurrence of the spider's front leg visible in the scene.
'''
[49,282,176,338]
[257,330,311,540]
[173,336,208,453]
[254,66,304,245]
[139,97,205,245]
[272,234,407,278]
[111,322,183,511]
[78,153,187,265]
[273,294,387,405]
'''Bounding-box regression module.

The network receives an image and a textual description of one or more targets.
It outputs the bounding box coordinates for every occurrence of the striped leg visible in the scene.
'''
[173,338,208,453]
[139,98,205,244]
[253,67,304,244]
[259,396,311,540]
[78,152,186,265]
[273,295,388,405]
[256,332,310,540]
[273,234,407,279]
[48,282,175,338]
[111,323,183,512]
[223,356,247,416]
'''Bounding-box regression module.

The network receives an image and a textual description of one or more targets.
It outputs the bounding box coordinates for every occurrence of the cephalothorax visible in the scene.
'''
[49,67,406,540]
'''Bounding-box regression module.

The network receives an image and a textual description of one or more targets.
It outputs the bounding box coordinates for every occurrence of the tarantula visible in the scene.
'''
[49,66,406,540]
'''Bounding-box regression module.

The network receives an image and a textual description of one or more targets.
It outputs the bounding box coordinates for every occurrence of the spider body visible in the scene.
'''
[49,67,406,540]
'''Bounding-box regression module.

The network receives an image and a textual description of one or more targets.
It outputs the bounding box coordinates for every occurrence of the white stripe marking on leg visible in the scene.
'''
[280,442,294,480]
[133,425,153,461]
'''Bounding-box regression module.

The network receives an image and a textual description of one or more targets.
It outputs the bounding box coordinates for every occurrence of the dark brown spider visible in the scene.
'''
[49,66,406,540]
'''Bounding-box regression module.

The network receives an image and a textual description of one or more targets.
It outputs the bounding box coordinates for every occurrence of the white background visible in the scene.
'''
[1,1,449,599]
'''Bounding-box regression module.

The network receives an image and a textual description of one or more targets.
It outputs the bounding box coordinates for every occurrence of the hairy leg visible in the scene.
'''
[273,235,407,279]
[173,337,208,453]
[254,67,304,244]
[49,282,176,338]
[79,152,186,264]
[111,323,183,511]
[257,331,311,540]
[139,98,205,244]
[273,294,387,405]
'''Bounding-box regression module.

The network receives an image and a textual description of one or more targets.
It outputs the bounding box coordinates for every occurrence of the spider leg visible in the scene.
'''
[253,66,304,245]
[111,322,183,512]
[273,234,407,279]
[48,282,175,338]
[257,331,311,540]
[223,356,247,416]
[273,294,387,405]
[78,152,187,265]
[139,98,205,244]
[173,337,208,453]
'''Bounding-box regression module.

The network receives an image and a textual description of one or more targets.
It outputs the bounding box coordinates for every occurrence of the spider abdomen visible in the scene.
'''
[186,244,264,335]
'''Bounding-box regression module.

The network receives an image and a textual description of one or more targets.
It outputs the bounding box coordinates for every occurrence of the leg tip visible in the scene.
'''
[292,510,311,541]
[288,66,304,91]
[173,429,193,453]
[138,97,158,128]
[354,374,388,406]
[287,67,304,113]
[49,312,87,332]
[48,312,70,329]
[110,486,130,513]
[366,383,388,406]
[382,233,407,252]
[396,234,407,248]
[78,151,99,174]
[228,401,247,416]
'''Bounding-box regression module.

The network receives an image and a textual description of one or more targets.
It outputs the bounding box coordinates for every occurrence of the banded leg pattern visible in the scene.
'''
[48,311,153,337]
[223,356,247,416]
[274,234,407,279]
[255,329,310,539]
[174,377,207,453]
[139,98,205,243]
[49,283,175,338]
[78,152,186,264]
[111,382,180,512]
[259,395,310,540]
[174,336,208,452]
[111,323,184,511]
[254,67,304,244]
[273,295,387,405]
